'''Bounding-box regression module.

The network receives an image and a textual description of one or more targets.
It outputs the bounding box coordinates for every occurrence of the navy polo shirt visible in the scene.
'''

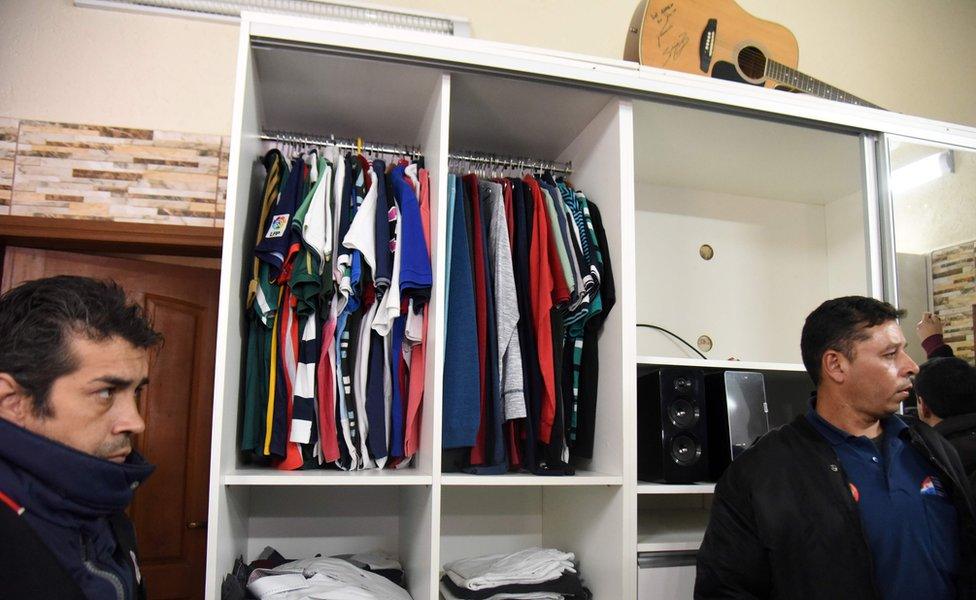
[806,409,959,600]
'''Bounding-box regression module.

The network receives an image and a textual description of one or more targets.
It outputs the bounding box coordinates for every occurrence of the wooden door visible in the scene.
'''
[2,246,218,600]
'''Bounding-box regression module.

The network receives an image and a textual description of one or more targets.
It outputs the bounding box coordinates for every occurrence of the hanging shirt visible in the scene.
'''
[247,149,287,313]
[462,174,491,465]
[284,158,326,454]
[255,157,304,283]
[343,164,379,274]
[393,163,433,301]
[538,182,576,301]
[334,312,358,470]
[365,320,389,466]
[353,303,375,469]
[372,159,394,293]
[510,177,541,470]
[574,199,615,459]
[316,303,340,464]
[242,150,287,454]
[481,180,526,421]
[289,312,318,447]
[524,175,562,445]
[389,313,408,459]
[403,168,433,459]
[466,180,506,473]
[262,285,301,469]
[442,174,481,449]
[373,171,402,336]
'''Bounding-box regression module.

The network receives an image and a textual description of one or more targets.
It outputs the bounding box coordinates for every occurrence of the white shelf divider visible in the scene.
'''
[222,469,434,486]
[637,508,710,553]
[441,472,623,487]
[637,483,715,495]
[636,355,806,372]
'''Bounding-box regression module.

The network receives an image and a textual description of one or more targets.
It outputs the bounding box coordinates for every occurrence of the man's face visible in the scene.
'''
[842,320,918,420]
[23,335,148,463]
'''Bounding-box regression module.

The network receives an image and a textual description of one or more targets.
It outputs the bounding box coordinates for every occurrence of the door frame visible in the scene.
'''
[0,215,222,257]
[0,215,222,287]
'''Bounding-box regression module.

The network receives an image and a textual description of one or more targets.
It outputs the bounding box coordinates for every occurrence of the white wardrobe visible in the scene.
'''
[204,11,976,600]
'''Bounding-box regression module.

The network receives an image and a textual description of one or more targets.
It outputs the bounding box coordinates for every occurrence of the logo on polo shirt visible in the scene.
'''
[920,475,948,498]
[266,214,290,238]
[849,483,860,503]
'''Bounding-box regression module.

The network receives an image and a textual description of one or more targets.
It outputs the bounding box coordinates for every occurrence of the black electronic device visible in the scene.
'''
[705,371,769,480]
[637,368,710,483]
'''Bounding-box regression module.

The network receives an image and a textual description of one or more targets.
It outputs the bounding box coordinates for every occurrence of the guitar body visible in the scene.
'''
[639,0,799,89]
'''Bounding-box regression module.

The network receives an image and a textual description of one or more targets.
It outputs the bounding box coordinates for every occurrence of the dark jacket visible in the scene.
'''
[922,334,956,360]
[919,335,976,489]
[695,413,976,599]
[0,418,153,600]
[936,413,976,491]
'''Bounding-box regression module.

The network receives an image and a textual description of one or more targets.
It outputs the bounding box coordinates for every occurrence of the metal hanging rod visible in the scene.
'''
[260,131,572,174]
[261,130,423,158]
[450,150,573,175]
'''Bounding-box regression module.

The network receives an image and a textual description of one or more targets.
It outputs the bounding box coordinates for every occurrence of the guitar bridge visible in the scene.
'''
[699,18,717,73]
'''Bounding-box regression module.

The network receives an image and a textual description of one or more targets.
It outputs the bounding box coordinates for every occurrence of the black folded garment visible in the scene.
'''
[440,571,592,599]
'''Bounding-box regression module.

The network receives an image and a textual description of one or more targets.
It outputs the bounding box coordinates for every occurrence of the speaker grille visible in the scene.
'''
[669,434,703,466]
[667,398,700,428]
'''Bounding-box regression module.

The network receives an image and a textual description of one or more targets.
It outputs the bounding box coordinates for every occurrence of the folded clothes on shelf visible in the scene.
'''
[441,547,591,599]
[222,548,411,600]
[445,547,575,590]
[440,570,591,600]
[248,556,412,600]
[440,586,563,600]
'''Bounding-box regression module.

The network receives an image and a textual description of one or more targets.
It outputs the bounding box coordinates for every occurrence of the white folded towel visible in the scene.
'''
[443,547,576,591]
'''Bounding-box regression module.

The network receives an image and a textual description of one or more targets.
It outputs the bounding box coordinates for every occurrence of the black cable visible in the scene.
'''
[636,323,709,359]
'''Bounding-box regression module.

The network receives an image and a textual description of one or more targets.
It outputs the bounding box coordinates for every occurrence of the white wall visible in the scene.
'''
[825,191,870,298]
[635,182,829,364]
[0,0,239,133]
[2,0,976,134]
[893,149,976,255]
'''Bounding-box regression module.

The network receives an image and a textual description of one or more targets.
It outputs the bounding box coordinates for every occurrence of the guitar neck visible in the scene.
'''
[765,60,881,109]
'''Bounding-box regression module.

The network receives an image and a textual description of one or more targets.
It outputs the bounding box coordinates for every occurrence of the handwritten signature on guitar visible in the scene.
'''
[651,2,689,64]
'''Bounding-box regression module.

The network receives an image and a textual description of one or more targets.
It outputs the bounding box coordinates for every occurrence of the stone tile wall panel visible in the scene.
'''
[0,117,18,215]
[932,241,976,361]
[11,121,220,226]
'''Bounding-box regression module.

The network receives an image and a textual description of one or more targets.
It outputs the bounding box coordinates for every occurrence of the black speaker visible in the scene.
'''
[637,368,709,483]
[705,371,769,480]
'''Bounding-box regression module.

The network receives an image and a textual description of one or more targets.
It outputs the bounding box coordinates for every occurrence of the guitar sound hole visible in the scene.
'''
[737,46,766,79]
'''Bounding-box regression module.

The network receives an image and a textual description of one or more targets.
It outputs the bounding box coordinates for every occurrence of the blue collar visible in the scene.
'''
[805,398,909,447]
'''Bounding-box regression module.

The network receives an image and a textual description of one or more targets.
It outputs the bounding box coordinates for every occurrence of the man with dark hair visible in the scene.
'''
[915,356,976,489]
[0,276,162,600]
[696,296,976,600]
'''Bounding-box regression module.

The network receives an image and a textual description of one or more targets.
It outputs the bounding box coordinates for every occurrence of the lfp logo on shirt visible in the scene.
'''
[266,214,290,238]
[920,475,948,498]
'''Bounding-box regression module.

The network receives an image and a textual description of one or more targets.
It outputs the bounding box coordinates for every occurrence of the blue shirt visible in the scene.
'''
[391,164,432,297]
[442,175,480,448]
[806,409,959,600]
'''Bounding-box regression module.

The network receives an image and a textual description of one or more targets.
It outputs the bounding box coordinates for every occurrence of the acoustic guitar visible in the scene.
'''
[638,0,880,108]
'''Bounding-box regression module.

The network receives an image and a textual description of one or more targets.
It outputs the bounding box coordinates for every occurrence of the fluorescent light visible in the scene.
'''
[75,0,470,36]
[890,150,954,193]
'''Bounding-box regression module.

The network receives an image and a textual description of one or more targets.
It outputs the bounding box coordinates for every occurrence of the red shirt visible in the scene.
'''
[463,174,490,465]
[523,176,564,444]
